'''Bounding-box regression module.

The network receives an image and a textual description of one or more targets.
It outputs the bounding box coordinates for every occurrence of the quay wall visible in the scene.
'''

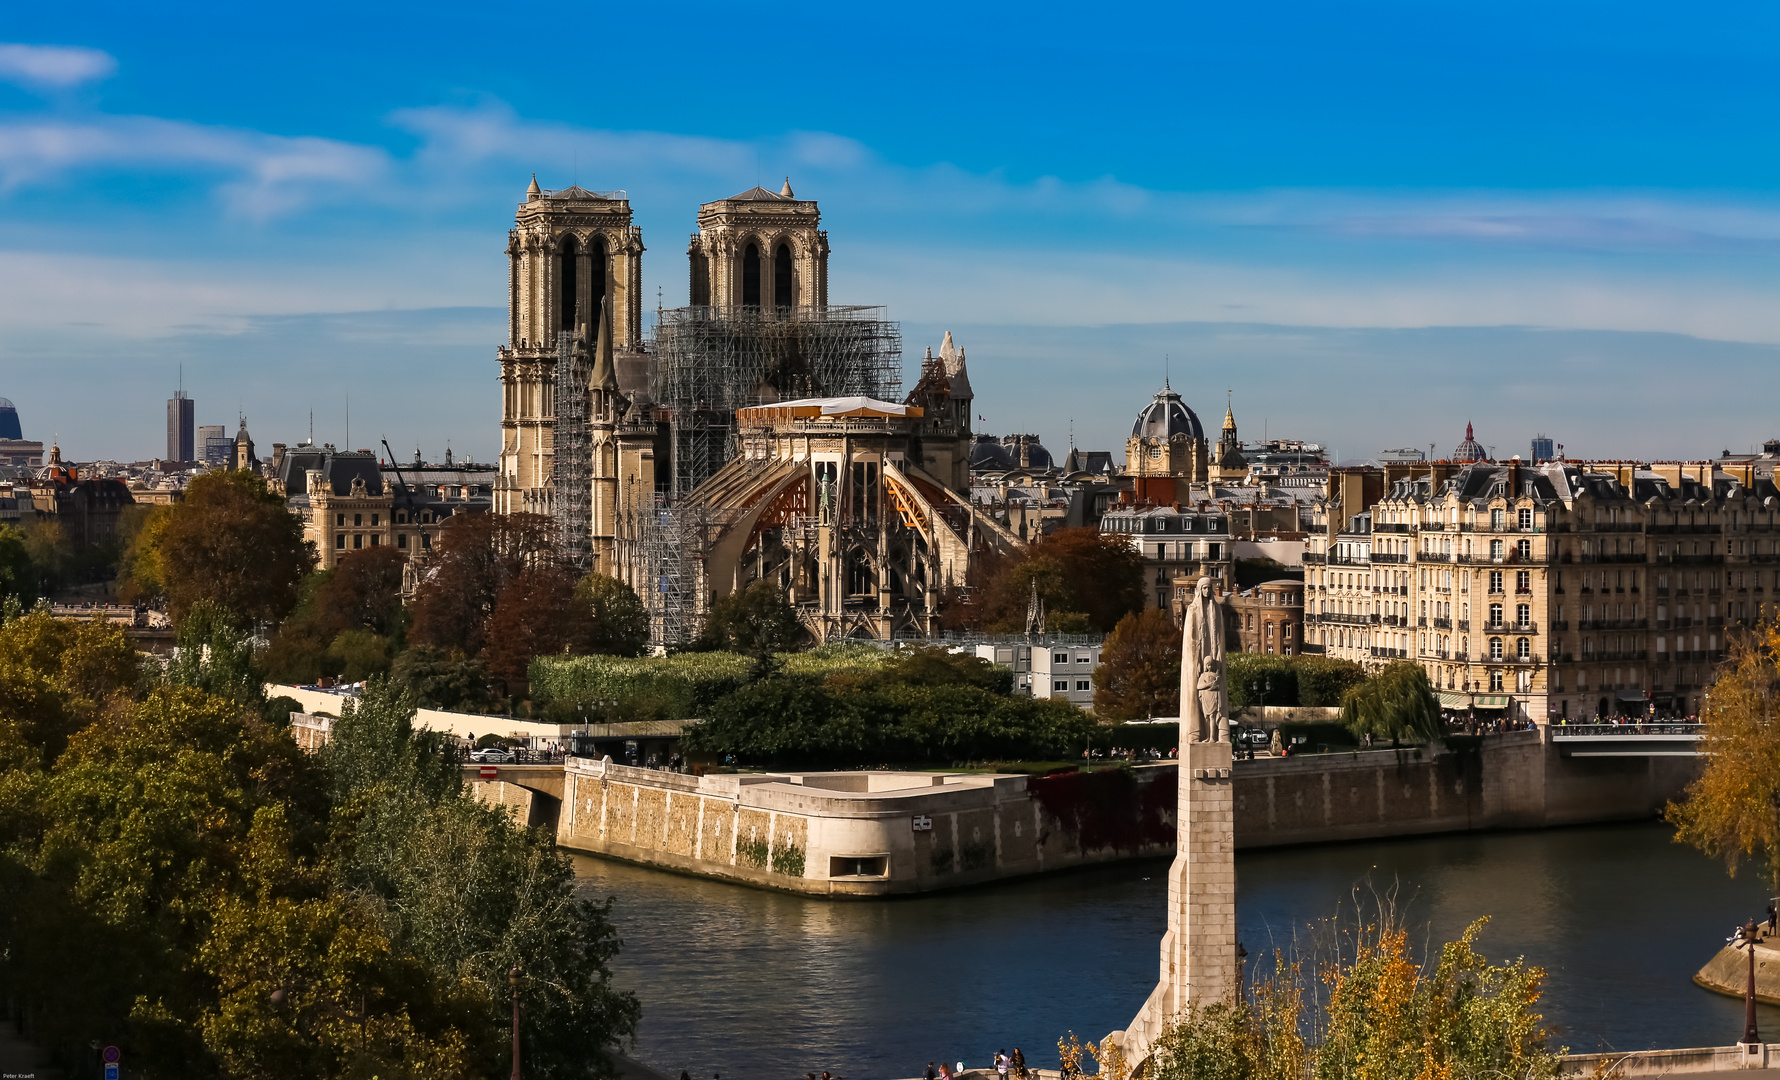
[554,758,1173,897]
[474,728,1700,894]
[1233,728,1700,849]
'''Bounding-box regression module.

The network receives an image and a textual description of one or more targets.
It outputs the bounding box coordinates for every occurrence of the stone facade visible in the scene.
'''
[686,180,828,310]
[1101,504,1234,612]
[275,444,495,570]
[495,179,645,516]
[1305,456,1780,723]
[1231,578,1304,655]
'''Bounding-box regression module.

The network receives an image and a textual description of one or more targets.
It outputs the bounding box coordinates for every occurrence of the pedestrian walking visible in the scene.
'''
[1768,901,1777,936]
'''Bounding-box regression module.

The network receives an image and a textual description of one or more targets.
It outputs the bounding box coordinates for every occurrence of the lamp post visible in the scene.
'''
[510,965,524,1080]
[1732,920,1762,1045]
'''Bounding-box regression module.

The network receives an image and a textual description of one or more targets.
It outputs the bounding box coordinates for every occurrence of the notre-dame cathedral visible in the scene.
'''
[493,178,1008,644]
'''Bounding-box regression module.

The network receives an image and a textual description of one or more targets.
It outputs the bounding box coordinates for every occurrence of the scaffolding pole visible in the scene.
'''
[651,304,902,498]
[633,494,708,651]
[551,329,592,570]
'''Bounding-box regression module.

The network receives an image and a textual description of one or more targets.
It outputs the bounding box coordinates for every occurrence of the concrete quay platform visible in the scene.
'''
[1697,934,1780,1005]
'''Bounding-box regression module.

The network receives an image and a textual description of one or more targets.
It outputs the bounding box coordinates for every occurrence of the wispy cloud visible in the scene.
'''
[0,43,116,90]
[0,114,389,215]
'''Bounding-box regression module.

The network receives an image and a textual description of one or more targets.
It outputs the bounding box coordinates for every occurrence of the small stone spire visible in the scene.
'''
[781,177,794,198]
[589,293,618,392]
[527,173,542,201]
[1223,390,1236,431]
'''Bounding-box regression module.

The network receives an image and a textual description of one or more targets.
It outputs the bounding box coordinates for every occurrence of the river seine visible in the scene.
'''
[572,822,1776,1080]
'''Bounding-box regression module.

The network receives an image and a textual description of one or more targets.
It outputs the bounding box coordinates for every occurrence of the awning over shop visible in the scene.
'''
[1474,694,1512,709]
[1617,691,1651,703]
[1437,692,1472,709]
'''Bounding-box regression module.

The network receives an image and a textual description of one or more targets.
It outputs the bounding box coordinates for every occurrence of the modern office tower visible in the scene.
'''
[167,390,194,462]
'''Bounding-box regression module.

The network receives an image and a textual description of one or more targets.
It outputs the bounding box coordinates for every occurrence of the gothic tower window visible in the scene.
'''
[588,234,608,337]
[558,234,578,332]
[774,243,793,310]
[691,252,710,306]
[743,243,762,307]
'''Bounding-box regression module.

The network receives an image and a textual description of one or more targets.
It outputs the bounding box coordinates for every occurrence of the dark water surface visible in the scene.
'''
[573,823,1779,1080]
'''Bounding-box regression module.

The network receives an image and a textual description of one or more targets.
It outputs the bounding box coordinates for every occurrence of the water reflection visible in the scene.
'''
[575,823,1780,1080]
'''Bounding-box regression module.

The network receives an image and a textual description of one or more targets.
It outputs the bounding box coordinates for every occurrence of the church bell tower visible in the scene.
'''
[495,177,645,515]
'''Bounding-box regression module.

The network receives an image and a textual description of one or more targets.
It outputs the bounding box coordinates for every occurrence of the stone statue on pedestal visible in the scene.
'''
[1183,577,1228,743]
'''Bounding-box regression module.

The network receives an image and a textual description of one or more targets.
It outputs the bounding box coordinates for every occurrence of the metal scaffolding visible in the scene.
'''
[632,494,710,651]
[650,304,902,497]
[551,329,592,570]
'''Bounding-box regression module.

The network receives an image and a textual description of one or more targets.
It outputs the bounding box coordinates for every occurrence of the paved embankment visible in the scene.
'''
[1697,935,1780,1004]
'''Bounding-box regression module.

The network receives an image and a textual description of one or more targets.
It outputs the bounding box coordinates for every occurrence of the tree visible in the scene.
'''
[479,566,597,685]
[0,523,36,605]
[1669,621,1780,892]
[117,504,171,602]
[1094,608,1182,720]
[575,573,650,657]
[1339,661,1442,747]
[19,519,73,596]
[154,470,313,625]
[409,511,555,657]
[311,546,408,637]
[977,527,1145,634]
[699,579,804,658]
[165,600,266,708]
[390,645,494,713]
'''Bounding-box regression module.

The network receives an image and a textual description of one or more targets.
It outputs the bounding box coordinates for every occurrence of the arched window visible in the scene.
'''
[742,242,762,307]
[1516,637,1530,660]
[588,233,607,336]
[558,234,578,332]
[774,243,793,310]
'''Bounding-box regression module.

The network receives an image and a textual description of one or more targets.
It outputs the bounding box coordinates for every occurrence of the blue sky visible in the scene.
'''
[3,2,1780,463]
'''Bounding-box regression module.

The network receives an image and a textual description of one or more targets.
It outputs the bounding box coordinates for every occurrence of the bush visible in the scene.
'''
[1227,653,1367,710]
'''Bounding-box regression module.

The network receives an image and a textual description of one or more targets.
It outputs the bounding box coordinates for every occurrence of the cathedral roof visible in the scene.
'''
[1452,422,1487,462]
[1130,383,1204,442]
[545,185,613,201]
[725,185,798,202]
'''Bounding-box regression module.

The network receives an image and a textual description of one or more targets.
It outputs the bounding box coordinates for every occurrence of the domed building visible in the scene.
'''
[1125,381,1211,499]
[1451,422,1487,462]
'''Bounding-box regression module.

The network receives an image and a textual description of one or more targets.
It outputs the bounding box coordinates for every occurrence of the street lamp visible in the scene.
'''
[510,966,524,1080]
[1731,920,1762,1045]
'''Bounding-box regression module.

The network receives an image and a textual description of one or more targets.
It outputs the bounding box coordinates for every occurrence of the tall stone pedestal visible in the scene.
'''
[1115,740,1237,1064]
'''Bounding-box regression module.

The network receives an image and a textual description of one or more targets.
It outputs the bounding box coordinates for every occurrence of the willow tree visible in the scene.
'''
[1339,661,1441,748]
[1668,621,1780,893]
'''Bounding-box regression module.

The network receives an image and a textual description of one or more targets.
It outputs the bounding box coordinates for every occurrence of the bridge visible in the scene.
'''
[1548,722,1704,757]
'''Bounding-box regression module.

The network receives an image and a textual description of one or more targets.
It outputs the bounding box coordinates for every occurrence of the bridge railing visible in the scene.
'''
[1549,723,1705,737]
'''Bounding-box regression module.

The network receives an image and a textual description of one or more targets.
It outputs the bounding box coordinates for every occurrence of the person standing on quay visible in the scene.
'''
[925,1063,937,1080]
[1011,1048,1027,1079]
[997,1049,1010,1079]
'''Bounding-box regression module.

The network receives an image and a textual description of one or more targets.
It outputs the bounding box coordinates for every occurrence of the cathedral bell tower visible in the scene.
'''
[496,177,645,515]
[687,178,828,310]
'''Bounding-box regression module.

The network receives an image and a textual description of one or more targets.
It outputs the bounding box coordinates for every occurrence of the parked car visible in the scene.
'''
[469,746,517,764]
[1231,724,1271,749]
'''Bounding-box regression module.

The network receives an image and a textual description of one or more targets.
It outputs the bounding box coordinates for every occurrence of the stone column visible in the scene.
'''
[1118,739,1237,1064]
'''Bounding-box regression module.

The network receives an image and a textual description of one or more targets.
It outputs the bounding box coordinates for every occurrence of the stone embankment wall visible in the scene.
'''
[554,759,1174,896]
[1232,729,1700,849]
[461,727,1701,894]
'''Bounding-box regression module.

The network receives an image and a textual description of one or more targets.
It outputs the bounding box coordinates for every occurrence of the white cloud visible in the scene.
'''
[0,114,389,215]
[0,43,116,90]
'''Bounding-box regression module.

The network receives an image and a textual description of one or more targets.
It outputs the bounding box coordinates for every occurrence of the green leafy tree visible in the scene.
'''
[699,578,804,658]
[575,573,650,657]
[155,470,314,625]
[166,600,266,708]
[20,519,73,596]
[390,645,495,713]
[1093,608,1182,720]
[0,522,36,605]
[1339,661,1442,747]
